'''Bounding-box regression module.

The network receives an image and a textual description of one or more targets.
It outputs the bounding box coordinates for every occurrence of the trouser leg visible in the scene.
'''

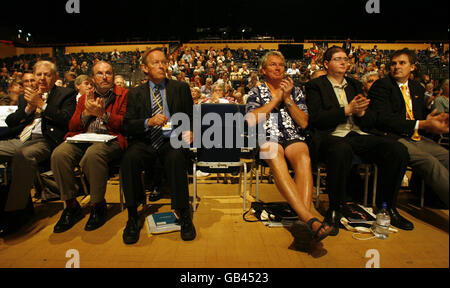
[121,141,155,208]
[159,141,190,210]
[398,137,449,207]
[51,142,85,201]
[5,137,52,211]
[350,135,409,208]
[319,136,353,210]
[80,141,122,204]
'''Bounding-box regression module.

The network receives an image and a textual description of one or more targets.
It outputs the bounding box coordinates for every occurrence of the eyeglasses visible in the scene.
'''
[332,57,350,63]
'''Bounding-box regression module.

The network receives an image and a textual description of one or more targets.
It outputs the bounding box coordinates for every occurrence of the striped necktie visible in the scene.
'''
[150,85,164,150]
[18,92,48,142]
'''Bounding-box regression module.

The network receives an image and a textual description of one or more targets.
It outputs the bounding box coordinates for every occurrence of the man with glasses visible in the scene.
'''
[120,47,195,245]
[50,61,128,233]
[0,61,76,236]
[306,46,413,235]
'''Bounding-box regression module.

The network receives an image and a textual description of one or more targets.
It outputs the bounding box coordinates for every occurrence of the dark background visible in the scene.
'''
[1,0,448,44]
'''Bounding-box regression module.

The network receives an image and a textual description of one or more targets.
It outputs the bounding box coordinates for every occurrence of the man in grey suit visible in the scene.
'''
[0,60,76,236]
[369,48,449,207]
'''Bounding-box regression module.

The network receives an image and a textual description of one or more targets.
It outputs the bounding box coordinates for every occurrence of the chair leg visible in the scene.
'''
[193,163,197,212]
[420,179,425,208]
[372,165,378,208]
[315,167,321,209]
[255,165,260,202]
[119,169,124,212]
[363,165,370,207]
[140,171,147,210]
[243,163,247,211]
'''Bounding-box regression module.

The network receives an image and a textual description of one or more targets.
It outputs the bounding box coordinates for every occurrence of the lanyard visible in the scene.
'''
[264,81,276,97]
[150,86,165,115]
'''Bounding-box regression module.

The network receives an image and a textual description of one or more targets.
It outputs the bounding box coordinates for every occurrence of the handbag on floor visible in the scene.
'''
[243,201,298,222]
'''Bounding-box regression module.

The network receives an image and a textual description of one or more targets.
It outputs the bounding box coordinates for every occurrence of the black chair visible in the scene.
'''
[191,103,252,211]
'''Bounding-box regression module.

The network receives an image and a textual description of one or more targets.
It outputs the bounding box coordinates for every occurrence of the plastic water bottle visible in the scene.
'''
[372,202,390,239]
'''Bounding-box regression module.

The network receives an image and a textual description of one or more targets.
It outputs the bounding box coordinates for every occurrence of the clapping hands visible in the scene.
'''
[84,90,105,118]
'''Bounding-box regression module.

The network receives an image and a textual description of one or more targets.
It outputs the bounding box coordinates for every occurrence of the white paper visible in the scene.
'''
[66,133,117,143]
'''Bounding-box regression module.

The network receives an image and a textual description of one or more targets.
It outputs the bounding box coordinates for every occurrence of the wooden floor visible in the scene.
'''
[0,174,448,268]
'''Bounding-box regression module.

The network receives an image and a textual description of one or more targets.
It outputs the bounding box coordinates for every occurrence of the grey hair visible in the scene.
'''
[258,50,286,74]
[33,60,57,75]
[212,83,225,93]
[361,71,379,84]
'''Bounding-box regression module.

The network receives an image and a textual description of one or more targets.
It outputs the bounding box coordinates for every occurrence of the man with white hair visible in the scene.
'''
[361,71,379,97]
[0,60,76,236]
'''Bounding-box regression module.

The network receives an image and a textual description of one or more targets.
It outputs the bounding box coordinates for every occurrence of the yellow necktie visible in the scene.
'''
[400,85,421,141]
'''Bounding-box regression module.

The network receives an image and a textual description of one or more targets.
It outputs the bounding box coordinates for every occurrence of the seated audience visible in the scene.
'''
[306,46,413,234]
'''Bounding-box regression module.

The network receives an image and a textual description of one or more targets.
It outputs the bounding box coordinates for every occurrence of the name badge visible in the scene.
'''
[162,121,172,131]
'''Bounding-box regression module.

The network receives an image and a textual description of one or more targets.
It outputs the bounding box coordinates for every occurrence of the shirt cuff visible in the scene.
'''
[41,103,48,111]
[414,120,419,131]
[145,118,150,132]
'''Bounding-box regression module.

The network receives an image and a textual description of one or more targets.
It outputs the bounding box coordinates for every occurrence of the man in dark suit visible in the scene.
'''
[0,60,76,236]
[306,46,412,235]
[121,48,195,244]
[368,48,449,207]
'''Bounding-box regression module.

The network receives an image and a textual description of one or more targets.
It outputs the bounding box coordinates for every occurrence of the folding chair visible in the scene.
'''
[191,103,250,211]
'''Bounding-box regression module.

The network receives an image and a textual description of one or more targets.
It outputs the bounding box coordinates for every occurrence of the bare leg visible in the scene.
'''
[285,142,313,211]
[261,142,328,236]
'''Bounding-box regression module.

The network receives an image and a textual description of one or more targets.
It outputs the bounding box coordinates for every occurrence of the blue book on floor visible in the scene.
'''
[146,211,181,235]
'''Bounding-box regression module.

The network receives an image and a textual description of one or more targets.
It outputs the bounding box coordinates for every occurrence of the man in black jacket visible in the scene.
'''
[368,48,449,207]
[120,48,195,244]
[0,60,76,236]
[306,46,413,235]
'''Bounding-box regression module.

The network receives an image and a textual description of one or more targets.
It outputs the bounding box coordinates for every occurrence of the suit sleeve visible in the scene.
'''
[305,80,346,130]
[42,89,77,130]
[5,94,34,128]
[368,79,416,136]
[123,88,147,137]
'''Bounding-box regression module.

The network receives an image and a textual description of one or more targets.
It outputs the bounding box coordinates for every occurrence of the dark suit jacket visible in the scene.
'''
[305,75,376,167]
[123,79,193,143]
[368,74,428,139]
[5,86,77,148]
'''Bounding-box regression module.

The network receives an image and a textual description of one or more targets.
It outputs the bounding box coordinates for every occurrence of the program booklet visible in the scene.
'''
[146,211,181,235]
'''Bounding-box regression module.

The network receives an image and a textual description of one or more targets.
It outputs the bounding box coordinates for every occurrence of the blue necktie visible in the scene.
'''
[150,85,164,150]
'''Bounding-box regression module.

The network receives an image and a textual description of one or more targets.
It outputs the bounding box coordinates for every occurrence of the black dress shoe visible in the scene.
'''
[0,207,34,237]
[388,208,414,231]
[53,205,84,233]
[179,209,196,241]
[123,217,141,245]
[324,209,342,236]
[84,203,107,231]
